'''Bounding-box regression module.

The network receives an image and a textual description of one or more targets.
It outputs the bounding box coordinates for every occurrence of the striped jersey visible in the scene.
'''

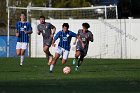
[16,21,32,43]
[54,30,77,51]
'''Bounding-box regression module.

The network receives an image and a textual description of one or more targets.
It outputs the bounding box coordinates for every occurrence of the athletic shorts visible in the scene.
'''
[56,46,69,60]
[16,42,28,50]
[43,38,52,47]
[76,45,88,56]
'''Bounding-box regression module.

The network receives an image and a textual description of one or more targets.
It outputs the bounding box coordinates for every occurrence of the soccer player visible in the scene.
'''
[16,12,32,66]
[73,23,93,71]
[49,23,83,73]
[37,16,56,65]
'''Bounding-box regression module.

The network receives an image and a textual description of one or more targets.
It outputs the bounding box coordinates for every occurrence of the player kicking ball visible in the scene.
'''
[73,23,93,71]
[49,23,83,73]
[15,12,32,66]
[37,16,56,65]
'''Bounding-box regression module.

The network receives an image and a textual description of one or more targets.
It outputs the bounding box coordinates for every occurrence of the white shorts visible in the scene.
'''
[16,42,28,50]
[56,46,69,60]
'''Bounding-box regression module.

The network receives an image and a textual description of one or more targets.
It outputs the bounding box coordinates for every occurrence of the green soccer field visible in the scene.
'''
[0,58,140,93]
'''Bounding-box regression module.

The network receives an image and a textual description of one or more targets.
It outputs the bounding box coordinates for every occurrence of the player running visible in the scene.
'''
[73,23,93,71]
[16,12,32,66]
[37,16,56,65]
[49,23,83,73]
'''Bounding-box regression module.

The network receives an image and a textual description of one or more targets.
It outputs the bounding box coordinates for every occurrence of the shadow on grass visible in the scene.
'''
[0,78,140,93]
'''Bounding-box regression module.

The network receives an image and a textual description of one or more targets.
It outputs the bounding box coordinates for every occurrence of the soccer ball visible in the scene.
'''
[63,66,71,74]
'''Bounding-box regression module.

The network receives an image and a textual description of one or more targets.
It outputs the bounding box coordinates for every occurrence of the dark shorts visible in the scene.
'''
[76,45,88,56]
[43,38,52,47]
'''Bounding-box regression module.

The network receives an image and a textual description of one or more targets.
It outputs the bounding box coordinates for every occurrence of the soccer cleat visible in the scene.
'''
[72,59,76,65]
[75,66,79,71]
[20,62,23,66]
[59,57,62,61]
[49,71,53,73]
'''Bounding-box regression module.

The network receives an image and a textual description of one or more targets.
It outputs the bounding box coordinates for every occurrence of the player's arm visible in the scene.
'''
[76,35,85,48]
[24,22,33,34]
[73,38,77,45]
[52,31,60,47]
[70,31,85,48]
[50,24,56,38]
[24,30,32,34]
[69,31,77,45]
[74,30,85,48]
[37,25,41,35]
[16,30,19,37]
[89,32,94,42]
[15,22,19,37]
[37,30,41,35]
[51,40,56,47]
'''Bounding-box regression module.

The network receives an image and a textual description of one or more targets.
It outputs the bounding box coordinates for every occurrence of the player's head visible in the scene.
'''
[82,23,90,31]
[39,15,45,24]
[20,12,26,21]
[62,23,69,32]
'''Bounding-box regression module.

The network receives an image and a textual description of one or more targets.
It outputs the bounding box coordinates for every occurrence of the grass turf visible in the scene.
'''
[0,58,140,93]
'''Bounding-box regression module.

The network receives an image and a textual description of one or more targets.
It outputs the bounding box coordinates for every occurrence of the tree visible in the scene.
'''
[0,0,6,27]
[53,0,91,8]
[8,0,91,7]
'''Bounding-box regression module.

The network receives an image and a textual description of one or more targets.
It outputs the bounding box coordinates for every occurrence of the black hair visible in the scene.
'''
[62,23,69,29]
[21,12,26,16]
[40,15,45,19]
[82,23,90,29]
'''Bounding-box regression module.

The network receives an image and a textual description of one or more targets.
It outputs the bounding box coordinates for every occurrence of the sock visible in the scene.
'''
[20,55,24,63]
[77,59,80,67]
[20,55,24,65]
[77,56,84,67]
[50,64,54,71]
[78,57,83,67]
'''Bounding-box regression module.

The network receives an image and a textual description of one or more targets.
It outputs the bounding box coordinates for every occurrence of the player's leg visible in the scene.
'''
[19,43,28,66]
[20,49,26,66]
[77,54,85,67]
[16,42,21,56]
[73,45,81,65]
[49,46,62,73]
[59,52,63,61]
[43,45,53,65]
[16,49,22,65]
[73,50,81,65]
[43,38,53,65]
[61,49,69,65]
[16,42,22,65]
[49,53,60,73]
[16,49,21,56]
[75,49,87,71]
[43,45,52,56]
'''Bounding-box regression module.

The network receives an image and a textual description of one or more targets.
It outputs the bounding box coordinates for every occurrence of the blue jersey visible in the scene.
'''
[54,30,77,51]
[16,21,32,43]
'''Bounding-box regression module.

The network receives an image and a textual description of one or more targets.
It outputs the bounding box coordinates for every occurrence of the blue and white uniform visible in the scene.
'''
[54,30,77,60]
[16,21,32,49]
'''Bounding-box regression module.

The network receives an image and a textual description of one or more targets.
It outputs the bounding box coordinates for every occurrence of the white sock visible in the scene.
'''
[50,64,54,71]
[20,55,24,63]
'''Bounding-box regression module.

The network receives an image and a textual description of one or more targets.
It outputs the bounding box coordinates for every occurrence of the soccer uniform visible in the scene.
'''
[37,22,55,47]
[16,21,32,49]
[76,29,93,56]
[54,30,77,60]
